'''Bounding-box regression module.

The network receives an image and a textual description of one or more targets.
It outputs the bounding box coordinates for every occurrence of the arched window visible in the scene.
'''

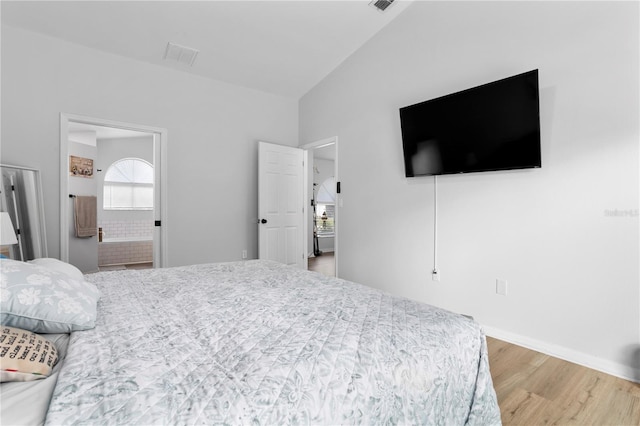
[103,158,153,210]
[316,177,336,204]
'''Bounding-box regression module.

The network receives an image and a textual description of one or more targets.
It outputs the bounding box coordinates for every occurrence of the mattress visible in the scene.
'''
[45,260,500,425]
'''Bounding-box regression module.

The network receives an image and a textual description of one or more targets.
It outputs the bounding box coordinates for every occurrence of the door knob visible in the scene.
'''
[260,219,267,224]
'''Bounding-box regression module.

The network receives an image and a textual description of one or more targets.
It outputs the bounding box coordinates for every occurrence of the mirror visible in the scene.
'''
[0,164,48,260]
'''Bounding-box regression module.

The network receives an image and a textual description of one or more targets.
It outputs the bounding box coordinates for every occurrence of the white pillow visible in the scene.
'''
[0,259,100,333]
[28,258,84,282]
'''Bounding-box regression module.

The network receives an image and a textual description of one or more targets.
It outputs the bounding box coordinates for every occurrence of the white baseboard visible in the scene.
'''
[482,325,640,384]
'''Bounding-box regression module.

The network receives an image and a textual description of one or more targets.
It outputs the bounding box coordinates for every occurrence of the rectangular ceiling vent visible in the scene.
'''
[163,42,199,67]
[369,0,395,12]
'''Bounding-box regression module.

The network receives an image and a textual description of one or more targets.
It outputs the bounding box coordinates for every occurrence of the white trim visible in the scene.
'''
[302,137,336,150]
[303,149,310,268]
[301,136,339,277]
[60,113,168,267]
[483,325,640,384]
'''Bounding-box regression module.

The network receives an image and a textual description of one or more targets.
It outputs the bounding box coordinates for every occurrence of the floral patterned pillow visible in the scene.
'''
[0,259,100,333]
[28,258,84,282]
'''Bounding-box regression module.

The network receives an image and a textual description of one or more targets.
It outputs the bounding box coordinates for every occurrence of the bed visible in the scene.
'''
[1,258,501,425]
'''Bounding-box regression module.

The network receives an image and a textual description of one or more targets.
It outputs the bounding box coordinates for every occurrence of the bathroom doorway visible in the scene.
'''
[302,137,338,277]
[60,114,167,272]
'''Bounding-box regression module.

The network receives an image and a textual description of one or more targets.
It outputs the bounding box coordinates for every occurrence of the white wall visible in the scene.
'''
[300,2,639,380]
[1,25,299,267]
[67,137,98,273]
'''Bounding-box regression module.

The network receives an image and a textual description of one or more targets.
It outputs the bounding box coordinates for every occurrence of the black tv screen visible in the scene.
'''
[400,70,541,177]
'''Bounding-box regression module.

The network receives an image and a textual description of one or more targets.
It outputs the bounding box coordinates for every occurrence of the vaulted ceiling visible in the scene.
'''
[2,1,413,98]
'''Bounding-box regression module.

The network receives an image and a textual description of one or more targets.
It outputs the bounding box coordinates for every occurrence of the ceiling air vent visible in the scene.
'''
[163,42,199,67]
[369,0,395,12]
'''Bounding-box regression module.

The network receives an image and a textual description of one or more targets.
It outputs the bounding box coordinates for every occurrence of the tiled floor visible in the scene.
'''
[307,252,335,277]
[99,262,153,271]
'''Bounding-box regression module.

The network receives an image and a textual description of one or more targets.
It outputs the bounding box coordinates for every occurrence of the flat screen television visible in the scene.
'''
[399,70,541,177]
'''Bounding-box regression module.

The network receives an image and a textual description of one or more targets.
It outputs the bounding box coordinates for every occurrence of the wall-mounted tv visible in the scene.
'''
[400,70,541,177]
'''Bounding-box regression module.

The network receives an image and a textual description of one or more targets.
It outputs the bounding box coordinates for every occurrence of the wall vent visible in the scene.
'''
[369,0,395,12]
[163,42,199,67]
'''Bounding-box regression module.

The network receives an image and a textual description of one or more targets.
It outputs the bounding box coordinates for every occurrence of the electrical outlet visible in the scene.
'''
[242,249,247,259]
[496,279,508,296]
[432,270,440,282]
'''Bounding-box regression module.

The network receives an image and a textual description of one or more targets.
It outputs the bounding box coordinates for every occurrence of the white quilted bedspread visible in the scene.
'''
[45,260,500,425]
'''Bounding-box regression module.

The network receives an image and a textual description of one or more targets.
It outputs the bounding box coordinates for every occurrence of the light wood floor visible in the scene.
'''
[307,252,335,277]
[487,337,640,425]
[305,261,639,423]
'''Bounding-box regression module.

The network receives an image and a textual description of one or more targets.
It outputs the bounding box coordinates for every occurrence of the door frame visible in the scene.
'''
[59,113,168,267]
[301,136,339,277]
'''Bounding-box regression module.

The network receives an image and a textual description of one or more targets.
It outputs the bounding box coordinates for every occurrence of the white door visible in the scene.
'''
[258,141,305,268]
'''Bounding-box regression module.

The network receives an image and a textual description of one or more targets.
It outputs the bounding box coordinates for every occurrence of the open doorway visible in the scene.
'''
[302,137,338,277]
[60,114,167,272]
